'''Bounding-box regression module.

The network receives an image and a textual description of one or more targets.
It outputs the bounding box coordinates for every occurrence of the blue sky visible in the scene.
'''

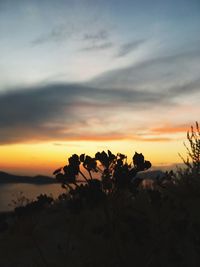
[0,0,200,172]
[1,0,199,88]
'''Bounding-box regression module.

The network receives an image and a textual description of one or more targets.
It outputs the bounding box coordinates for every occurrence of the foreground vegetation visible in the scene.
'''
[0,123,200,267]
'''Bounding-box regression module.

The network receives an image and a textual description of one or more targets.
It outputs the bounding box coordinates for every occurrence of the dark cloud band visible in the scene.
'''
[0,82,167,144]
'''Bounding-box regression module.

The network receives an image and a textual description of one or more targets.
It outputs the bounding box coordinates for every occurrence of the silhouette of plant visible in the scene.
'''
[14,194,53,216]
[11,191,31,209]
[53,151,151,211]
[3,123,200,267]
[179,121,200,175]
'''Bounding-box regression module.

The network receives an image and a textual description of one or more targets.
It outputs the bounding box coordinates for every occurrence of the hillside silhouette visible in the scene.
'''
[0,171,56,184]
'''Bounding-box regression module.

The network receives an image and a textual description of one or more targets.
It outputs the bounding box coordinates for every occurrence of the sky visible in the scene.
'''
[0,0,200,175]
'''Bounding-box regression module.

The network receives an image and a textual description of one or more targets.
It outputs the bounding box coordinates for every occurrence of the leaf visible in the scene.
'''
[53,167,62,175]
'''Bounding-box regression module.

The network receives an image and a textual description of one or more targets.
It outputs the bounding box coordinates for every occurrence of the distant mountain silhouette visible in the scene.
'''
[136,170,165,180]
[0,171,56,184]
[0,169,165,185]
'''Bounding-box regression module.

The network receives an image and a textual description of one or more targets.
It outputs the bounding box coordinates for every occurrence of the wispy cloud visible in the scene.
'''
[52,134,172,142]
[91,48,200,91]
[83,30,109,41]
[134,136,172,142]
[151,124,189,134]
[81,42,113,52]
[31,25,113,53]
[81,29,113,52]
[116,39,146,57]
[31,24,74,45]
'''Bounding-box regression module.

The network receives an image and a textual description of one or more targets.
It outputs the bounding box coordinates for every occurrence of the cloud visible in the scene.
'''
[134,137,172,142]
[31,24,73,45]
[81,42,113,52]
[171,78,200,96]
[91,48,200,93]
[83,30,109,41]
[53,143,82,147]
[116,39,146,57]
[150,123,195,135]
[54,134,172,142]
[81,29,113,52]
[1,48,199,145]
[32,26,110,49]
[0,82,169,144]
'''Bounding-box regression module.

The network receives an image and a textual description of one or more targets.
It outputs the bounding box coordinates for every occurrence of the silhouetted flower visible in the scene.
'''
[144,160,151,170]
[95,150,116,169]
[95,151,109,168]
[80,154,85,162]
[63,165,76,183]
[54,150,152,209]
[108,150,116,161]
[68,154,80,175]
[83,155,97,172]
[133,152,144,167]
[132,152,151,171]
[117,153,126,160]
[114,163,131,187]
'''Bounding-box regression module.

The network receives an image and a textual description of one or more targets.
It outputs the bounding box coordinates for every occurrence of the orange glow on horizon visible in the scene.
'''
[151,125,189,134]
[0,135,187,175]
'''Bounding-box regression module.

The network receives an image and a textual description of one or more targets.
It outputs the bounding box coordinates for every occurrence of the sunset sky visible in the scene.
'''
[0,0,200,175]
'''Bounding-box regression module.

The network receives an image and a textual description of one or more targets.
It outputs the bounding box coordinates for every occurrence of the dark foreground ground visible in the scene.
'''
[0,177,200,267]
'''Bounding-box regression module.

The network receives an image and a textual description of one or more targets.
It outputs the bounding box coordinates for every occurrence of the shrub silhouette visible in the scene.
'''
[50,122,200,266]
[14,194,54,216]
[53,151,151,211]
[179,121,200,175]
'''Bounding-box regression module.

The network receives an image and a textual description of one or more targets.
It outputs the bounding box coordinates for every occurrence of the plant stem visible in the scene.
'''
[88,170,93,180]
[79,170,89,183]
